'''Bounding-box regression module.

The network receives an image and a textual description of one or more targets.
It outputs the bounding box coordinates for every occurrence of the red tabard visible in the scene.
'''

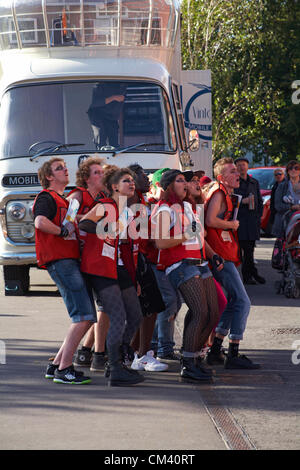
[156,200,205,269]
[34,190,80,267]
[68,187,97,215]
[80,198,119,279]
[204,183,240,265]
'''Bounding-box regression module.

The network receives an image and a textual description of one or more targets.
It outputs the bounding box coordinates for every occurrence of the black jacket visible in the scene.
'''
[235,175,263,241]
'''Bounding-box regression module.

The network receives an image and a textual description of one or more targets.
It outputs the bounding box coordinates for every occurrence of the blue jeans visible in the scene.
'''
[211,261,250,340]
[167,261,212,290]
[47,259,97,323]
[150,265,182,356]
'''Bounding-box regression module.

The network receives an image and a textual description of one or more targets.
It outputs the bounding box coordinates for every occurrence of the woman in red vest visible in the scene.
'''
[183,170,227,357]
[68,157,110,372]
[78,167,144,386]
[153,169,220,382]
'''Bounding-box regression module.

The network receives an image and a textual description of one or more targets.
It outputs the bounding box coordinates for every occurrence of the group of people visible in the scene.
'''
[34,155,263,387]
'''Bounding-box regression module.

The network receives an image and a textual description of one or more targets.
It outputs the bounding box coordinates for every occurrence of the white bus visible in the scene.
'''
[0,0,211,295]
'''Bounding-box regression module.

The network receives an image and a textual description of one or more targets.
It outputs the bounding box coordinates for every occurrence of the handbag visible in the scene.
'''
[136,253,165,317]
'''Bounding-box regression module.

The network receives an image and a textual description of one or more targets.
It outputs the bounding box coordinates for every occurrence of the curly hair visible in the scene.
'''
[103,167,135,195]
[38,157,65,189]
[75,157,105,188]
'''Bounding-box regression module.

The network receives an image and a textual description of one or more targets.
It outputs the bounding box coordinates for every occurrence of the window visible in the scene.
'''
[0,80,176,159]
[9,18,38,44]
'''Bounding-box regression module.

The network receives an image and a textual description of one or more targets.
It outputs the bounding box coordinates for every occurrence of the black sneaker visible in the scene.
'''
[45,362,59,379]
[206,348,226,365]
[157,352,181,362]
[53,365,91,384]
[224,354,261,370]
[45,362,84,379]
[73,348,93,367]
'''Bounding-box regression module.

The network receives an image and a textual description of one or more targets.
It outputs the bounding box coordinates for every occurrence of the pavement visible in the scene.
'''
[0,238,299,451]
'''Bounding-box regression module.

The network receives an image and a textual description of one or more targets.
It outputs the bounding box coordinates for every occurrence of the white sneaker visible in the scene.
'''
[131,351,168,372]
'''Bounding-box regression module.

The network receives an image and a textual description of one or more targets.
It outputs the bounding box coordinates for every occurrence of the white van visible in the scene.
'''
[0,0,211,295]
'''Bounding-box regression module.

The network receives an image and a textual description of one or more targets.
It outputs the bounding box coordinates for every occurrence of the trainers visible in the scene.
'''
[90,352,106,372]
[45,362,84,379]
[157,352,181,362]
[224,354,261,370]
[131,351,168,372]
[73,348,93,367]
[53,365,91,384]
[45,362,59,379]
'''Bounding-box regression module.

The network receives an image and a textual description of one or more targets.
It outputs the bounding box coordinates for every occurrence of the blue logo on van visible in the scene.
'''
[184,84,212,141]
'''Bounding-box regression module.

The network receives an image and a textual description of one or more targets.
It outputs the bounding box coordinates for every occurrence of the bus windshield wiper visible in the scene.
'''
[29,142,84,161]
[112,142,166,157]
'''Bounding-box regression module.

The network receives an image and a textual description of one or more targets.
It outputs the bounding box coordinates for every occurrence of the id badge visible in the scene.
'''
[221,230,232,242]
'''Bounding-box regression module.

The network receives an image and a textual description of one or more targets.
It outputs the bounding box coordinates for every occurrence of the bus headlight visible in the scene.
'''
[7,203,26,221]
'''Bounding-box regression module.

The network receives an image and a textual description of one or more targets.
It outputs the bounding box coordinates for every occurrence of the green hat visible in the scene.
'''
[151,167,170,186]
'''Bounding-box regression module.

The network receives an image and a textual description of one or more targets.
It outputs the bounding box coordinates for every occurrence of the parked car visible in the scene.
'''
[247,166,285,235]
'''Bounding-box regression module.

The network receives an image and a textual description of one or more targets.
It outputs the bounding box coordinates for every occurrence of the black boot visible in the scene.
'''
[106,343,144,387]
[180,357,212,383]
[194,356,213,376]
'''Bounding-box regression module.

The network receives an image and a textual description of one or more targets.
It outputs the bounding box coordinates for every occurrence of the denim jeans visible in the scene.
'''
[211,261,251,340]
[167,261,212,290]
[150,264,182,356]
[47,259,97,323]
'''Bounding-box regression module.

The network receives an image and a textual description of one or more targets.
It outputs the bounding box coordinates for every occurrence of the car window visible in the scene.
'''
[248,169,277,190]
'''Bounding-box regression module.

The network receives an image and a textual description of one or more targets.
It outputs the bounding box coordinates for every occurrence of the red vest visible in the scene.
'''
[68,187,94,215]
[204,183,240,265]
[34,190,80,267]
[80,198,119,279]
[68,187,106,246]
[156,200,205,269]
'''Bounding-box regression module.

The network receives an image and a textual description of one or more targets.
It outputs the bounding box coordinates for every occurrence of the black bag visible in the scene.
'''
[136,253,165,317]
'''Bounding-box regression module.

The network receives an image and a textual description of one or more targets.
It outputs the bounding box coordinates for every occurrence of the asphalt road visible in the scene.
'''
[0,238,299,451]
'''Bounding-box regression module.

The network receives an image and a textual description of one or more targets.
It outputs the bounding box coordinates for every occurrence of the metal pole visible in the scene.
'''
[146,0,153,46]
[42,0,50,48]
[80,0,85,47]
[117,0,121,47]
[11,0,22,49]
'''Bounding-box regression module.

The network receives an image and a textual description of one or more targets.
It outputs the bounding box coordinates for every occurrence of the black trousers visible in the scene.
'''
[239,240,258,281]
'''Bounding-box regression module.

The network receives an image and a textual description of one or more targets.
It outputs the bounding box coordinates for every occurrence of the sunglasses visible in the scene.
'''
[288,165,300,171]
[53,165,67,172]
[274,172,283,176]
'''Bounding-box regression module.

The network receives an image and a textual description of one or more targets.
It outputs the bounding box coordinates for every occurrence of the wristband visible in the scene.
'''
[59,226,69,238]
[212,254,224,269]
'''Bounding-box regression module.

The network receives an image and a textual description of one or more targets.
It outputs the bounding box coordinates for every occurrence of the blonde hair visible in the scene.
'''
[38,157,65,189]
[213,157,234,179]
[75,157,104,188]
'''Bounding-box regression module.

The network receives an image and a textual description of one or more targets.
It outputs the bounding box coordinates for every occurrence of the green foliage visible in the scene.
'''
[181,0,300,164]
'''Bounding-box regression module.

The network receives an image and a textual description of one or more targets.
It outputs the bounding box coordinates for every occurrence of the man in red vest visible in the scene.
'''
[205,157,260,370]
[33,157,97,384]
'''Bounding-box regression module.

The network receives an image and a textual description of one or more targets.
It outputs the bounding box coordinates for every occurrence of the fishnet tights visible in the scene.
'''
[179,276,219,353]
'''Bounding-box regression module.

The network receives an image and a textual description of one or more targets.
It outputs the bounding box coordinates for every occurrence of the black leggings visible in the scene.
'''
[179,276,219,354]
[83,274,143,347]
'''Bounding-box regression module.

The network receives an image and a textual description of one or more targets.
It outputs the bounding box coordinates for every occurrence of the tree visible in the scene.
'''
[181,0,300,164]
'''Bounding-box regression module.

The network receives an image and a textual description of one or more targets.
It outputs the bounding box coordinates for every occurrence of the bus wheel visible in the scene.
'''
[3,265,30,296]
